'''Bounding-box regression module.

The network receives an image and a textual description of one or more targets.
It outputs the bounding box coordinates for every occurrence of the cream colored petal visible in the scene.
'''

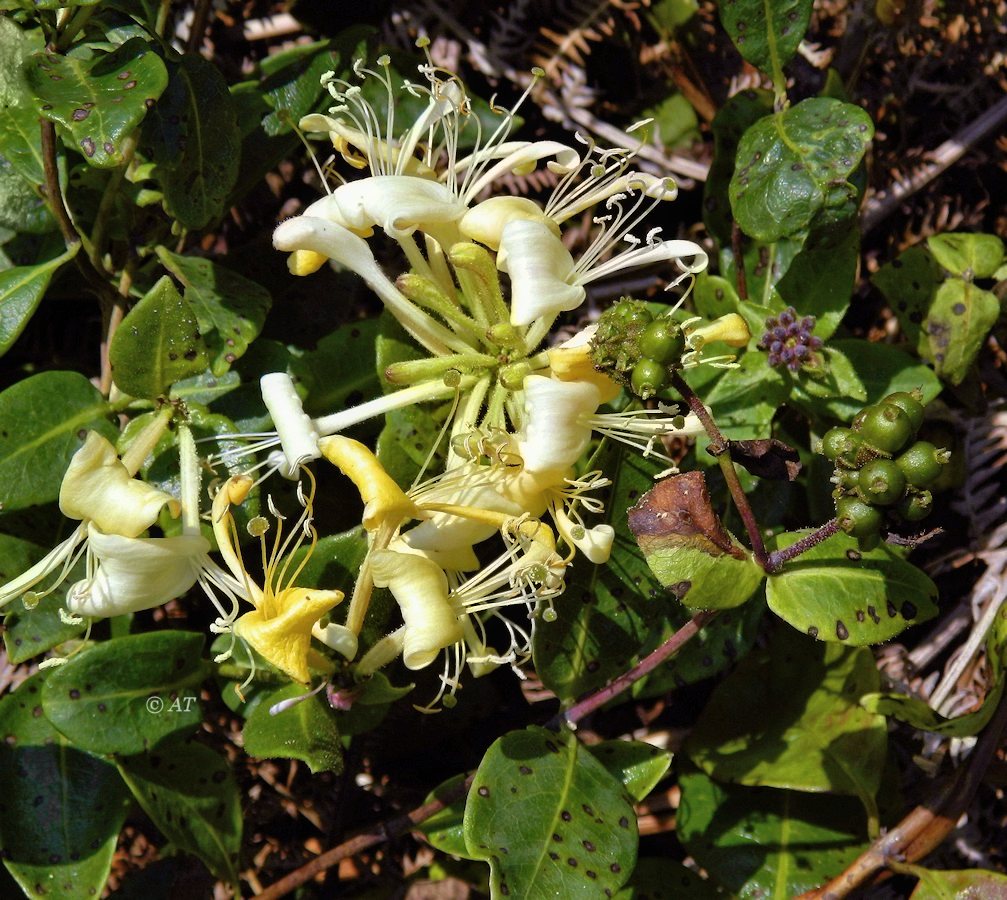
[458,197,555,251]
[577,239,709,286]
[499,220,584,326]
[370,550,463,671]
[547,324,621,403]
[59,432,180,538]
[517,375,601,480]
[65,526,208,617]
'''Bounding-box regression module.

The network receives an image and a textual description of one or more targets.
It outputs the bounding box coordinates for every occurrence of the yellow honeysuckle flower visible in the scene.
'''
[210,471,343,684]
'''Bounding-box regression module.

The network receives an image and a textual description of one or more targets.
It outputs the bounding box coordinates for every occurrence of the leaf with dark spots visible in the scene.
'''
[729,438,802,481]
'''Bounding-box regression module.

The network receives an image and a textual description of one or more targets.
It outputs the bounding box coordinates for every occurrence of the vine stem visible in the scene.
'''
[766,519,840,574]
[669,371,769,569]
[552,610,719,729]
[252,775,474,900]
[798,682,1007,898]
[252,612,716,899]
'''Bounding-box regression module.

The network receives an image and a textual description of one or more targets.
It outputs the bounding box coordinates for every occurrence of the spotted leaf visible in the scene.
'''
[766,530,938,645]
[464,726,637,897]
[717,0,813,78]
[26,38,168,169]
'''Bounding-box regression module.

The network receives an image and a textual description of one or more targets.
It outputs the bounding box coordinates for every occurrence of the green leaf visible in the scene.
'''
[464,726,637,897]
[242,683,343,774]
[143,54,240,228]
[701,351,790,444]
[27,39,168,168]
[0,17,46,184]
[797,339,941,422]
[0,370,116,512]
[686,627,887,811]
[108,274,208,398]
[260,40,336,136]
[797,346,867,402]
[417,773,471,859]
[922,279,999,386]
[767,531,938,644]
[533,442,669,701]
[718,0,813,76]
[776,227,859,339]
[703,88,774,245]
[0,673,129,899]
[642,92,699,149]
[118,740,242,883]
[909,866,1007,899]
[730,98,874,242]
[41,632,208,754]
[872,245,941,351]
[0,151,56,234]
[155,247,272,376]
[588,740,672,802]
[290,317,382,416]
[677,768,866,898]
[926,232,1004,279]
[0,243,78,356]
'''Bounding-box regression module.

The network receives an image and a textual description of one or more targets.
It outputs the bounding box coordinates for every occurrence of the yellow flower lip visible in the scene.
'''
[687,313,751,349]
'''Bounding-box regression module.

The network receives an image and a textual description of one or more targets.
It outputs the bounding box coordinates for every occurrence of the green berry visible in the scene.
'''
[832,468,860,494]
[882,391,925,432]
[896,490,933,522]
[639,320,685,365]
[614,300,653,326]
[857,531,881,552]
[630,358,667,399]
[896,441,946,488]
[857,459,907,506]
[856,404,914,454]
[836,496,884,538]
[820,427,853,462]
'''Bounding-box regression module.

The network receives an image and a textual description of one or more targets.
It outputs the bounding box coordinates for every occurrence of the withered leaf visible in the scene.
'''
[729,438,802,481]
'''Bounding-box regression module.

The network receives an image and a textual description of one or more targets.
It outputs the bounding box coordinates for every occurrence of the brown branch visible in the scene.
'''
[552,610,719,729]
[253,774,474,900]
[798,683,1007,899]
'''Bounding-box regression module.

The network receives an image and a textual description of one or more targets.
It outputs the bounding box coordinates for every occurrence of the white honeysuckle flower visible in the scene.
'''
[517,374,602,481]
[65,527,216,618]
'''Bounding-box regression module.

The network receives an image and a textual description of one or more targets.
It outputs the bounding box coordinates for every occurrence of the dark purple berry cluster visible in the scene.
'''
[758,307,822,371]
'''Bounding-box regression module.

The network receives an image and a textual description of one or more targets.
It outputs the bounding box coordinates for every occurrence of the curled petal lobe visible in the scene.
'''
[66,526,208,618]
[458,196,555,251]
[499,220,584,326]
[59,432,180,538]
[370,550,463,670]
[235,586,343,684]
[518,375,601,480]
[547,324,620,403]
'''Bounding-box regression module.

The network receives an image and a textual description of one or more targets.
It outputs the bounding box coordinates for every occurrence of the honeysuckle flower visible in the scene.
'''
[361,517,566,711]
[209,472,343,684]
[0,420,177,614]
[679,312,753,369]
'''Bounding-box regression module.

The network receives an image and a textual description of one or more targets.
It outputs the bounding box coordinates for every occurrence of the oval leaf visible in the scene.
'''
[155,247,271,376]
[464,726,638,897]
[0,673,129,899]
[767,531,938,645]
[109,274,208,398]
[730,98,874,242]
[0,244,78,356]
[27,39,168,168]
[0,370,117,511]
[922,279,999,386]
[41,631,208,754]
[685,627,887,808]
[118,740,242,883]
[242,683,343,774]
[926,232,1004,279]
[718,0,813,77]
[142,54,240,228]
[588,740,672,802]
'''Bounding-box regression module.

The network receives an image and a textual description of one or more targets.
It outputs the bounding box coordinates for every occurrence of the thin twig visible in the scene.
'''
[185,0,213,54]
[553,610,719,729]
[767,519,840,573]
[253,774,474,900]
[670,371,769,568]
[799,683,1007,899]
[861,92,1007,233]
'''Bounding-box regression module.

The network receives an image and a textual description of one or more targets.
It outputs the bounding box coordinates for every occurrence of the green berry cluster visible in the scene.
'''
[820,391,950,549]
[590,299,685,400]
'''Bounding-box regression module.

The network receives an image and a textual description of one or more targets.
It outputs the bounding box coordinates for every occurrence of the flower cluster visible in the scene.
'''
[757,306,822,371]
[0,50,748,709]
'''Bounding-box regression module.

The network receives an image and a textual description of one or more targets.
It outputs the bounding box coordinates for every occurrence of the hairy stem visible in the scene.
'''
[553,610,719,728]
[670,371,769,568]
[766,519,840,573]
